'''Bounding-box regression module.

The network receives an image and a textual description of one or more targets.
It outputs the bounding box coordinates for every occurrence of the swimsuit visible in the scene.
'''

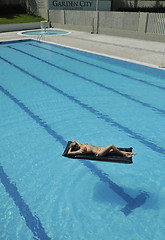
[96,147,102,156]
[81,143,88,152]
[81,144,102,156]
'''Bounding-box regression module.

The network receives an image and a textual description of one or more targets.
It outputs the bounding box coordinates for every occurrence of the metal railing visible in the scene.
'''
[160,49,165,68]
[37,21,49,41]
[37,34,46,41]
[146,13,165,35]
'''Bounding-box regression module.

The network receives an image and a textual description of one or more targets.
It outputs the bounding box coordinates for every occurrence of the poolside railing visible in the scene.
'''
[37,34,46,41]
[160,49,165,68]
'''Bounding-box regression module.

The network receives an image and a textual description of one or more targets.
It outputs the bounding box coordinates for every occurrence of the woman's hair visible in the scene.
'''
[70,141,79,151]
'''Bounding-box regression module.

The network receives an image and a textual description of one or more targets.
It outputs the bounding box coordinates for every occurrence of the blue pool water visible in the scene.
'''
[0,39,165,240]
[21,30,68,36]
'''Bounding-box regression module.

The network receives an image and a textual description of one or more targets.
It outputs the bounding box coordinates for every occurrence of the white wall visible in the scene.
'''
[0,22,40,32]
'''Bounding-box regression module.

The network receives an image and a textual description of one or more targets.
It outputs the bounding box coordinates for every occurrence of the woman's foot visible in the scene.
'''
[123,152,137,158]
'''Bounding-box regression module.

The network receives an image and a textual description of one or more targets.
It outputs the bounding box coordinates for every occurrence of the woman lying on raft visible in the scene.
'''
[68,140,137,158]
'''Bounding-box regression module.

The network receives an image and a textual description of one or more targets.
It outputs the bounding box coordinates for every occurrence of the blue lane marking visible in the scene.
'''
[0,39,31,45]
[7,46,165,117]
[28,43,165,91]
[0,164,51,240]
[0,55,164,155]
[0,85,149,216]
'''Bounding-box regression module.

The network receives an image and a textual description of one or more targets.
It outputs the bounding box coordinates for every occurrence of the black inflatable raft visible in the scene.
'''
[62,141,133,164]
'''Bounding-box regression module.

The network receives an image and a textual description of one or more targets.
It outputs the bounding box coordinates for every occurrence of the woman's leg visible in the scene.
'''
[97,144,121,157]
[97,144,137,157]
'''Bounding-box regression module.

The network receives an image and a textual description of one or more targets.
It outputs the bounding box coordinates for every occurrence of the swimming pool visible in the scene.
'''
[20,30,69,36]
[0,39,165,240]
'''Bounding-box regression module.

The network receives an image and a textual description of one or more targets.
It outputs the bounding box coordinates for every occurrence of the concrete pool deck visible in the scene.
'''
[0,29,165,68]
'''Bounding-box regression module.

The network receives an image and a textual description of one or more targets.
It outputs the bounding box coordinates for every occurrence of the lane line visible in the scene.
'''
[29,42,165,91]
[0,164,51,240]
[0,55,164,155]
[7,45,165,117]
[0,85,149,216]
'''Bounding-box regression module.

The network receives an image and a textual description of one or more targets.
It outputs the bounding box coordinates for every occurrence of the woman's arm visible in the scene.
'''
[73,140,81,147]
[68,148,83,155]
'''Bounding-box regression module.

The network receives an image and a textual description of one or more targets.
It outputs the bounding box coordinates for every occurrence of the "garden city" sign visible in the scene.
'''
[49,0,111,11]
